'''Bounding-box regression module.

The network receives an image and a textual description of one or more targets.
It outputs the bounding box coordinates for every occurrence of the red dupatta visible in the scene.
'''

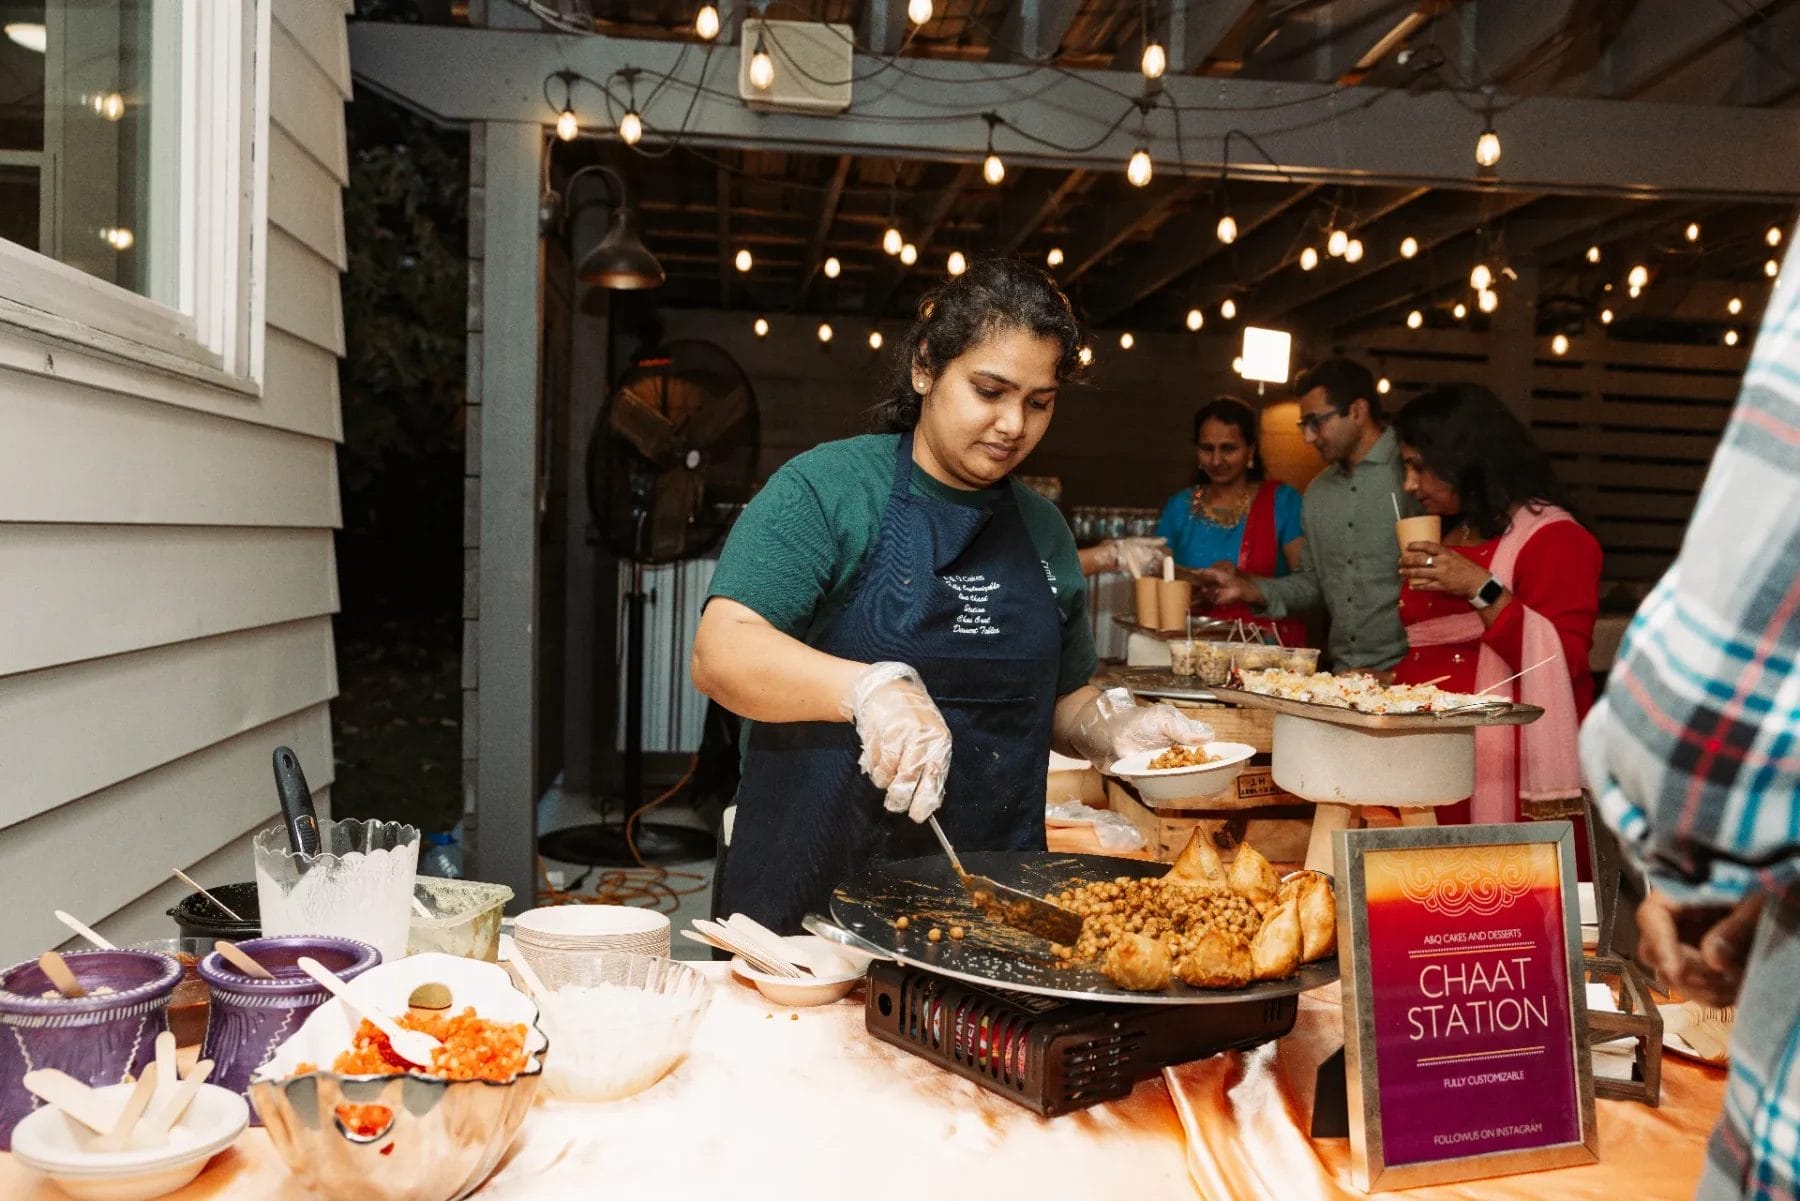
[1204,481,1308,646]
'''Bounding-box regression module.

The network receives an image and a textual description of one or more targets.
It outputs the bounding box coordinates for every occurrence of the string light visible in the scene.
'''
[1628,285,1641,299]
[1585,245,1602,264]
[1406,309,1423,330]
[907,0,932,24]
[1452,302,1467,320]
[868,330,883,350]
[1231,356,1245,375]
[1046,246,1064,268]
[1685,222,1700,242]
[1299,247,1320,271]
[1475,126,1501,167]
[823,256,841,279]
[1377,377,1392,395]
[1600,308,1614,324]
[1141,42,1166,80]
[1470,263,1493,291]
[1766,258,1780,278]
[748,33,775,90]
[899,242,918,266]
[753,316,769,338]
[1186,308,1204,331]
[1478,288,1498,314]
[1126,147,1153,188]
[983,152,1005,185]
[619,109,643,145]
[1345,238,1364,264]
[695,3,720,38]
[817,321,834,343]
[555,107,579,141]
[1220,298,1237,320]
[1077,345,1094,366]
[947,250,967,276]
[1399,236,1418,259]
[1216,214,1238,244]
[734,248,753,272]
[1767,226,1783,247]
[1119,331,1135,350]
[1724,329,1740,346]
[1551,333,1569,355]
[882,227,903,256]
[1627,264,1649,289]
[1728,296,1743,315]
[1327,228,1348,258]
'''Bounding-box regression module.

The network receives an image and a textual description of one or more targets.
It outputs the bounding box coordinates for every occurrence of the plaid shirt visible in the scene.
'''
[1581,231,1800,1201]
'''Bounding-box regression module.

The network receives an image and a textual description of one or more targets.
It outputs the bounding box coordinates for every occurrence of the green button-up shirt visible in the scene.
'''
[1257,426,1416,671]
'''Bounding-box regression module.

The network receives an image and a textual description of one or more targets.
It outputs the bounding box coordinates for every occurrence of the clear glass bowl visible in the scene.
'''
[521,949,711,1102]
[408,879,513,961]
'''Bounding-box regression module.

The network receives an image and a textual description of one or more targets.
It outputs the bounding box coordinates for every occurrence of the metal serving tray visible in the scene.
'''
[1209,685,1544,730]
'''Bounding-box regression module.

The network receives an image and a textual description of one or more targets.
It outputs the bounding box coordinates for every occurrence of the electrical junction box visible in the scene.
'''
[738,19,854,114]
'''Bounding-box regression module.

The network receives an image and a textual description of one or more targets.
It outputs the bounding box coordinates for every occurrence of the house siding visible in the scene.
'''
[0,4,350,963]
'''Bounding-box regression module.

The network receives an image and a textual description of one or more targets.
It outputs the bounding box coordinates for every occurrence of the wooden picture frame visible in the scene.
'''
[1336,822,1600,1191]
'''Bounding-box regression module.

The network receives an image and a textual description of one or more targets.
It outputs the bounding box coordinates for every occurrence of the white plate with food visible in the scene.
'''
[1112,741,1257,803]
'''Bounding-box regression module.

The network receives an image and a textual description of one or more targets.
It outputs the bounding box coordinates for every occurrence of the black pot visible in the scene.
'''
[166,882,261,941]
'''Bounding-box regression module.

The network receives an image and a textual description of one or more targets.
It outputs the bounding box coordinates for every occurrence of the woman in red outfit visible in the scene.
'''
[1391,384,1601,833]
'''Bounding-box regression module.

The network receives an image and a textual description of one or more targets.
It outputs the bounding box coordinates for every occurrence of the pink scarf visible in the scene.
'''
[1404,504,1585,823]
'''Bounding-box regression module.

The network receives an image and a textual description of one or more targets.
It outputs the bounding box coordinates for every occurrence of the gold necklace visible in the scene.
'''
[1192,484,1254,528]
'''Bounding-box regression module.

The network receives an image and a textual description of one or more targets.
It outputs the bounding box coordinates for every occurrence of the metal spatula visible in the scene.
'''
[925,816,1084,945]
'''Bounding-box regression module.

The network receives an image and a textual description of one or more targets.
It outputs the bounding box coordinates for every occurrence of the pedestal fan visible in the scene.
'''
[540,339,759,868]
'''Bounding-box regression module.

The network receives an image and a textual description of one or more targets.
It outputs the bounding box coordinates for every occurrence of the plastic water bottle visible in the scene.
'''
[419,831,463,879]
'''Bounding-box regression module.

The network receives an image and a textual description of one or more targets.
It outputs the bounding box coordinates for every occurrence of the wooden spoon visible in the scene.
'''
[21,1070,117,1134]
[37,951,84,998]
[52,910,116,950]
[296,957,440,1067]
[171,869,243,922]
[94,1062,158,1152]
[138,1059,213,1144]
[213,940,276,980]
[151,1031,178,1114]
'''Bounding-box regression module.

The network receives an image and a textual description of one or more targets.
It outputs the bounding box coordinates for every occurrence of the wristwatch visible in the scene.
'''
[1470,576,1505,609]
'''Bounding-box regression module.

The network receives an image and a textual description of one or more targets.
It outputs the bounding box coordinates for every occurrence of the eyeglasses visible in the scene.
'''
[1297,409,1340,435]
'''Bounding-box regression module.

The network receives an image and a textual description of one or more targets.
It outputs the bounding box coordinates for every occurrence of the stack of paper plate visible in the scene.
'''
[512,905,671,962]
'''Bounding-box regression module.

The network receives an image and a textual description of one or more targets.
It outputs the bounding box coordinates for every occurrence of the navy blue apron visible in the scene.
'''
[719,433,1064,933]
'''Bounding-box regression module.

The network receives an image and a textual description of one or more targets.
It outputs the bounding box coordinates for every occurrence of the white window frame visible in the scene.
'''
[0,0,270,388]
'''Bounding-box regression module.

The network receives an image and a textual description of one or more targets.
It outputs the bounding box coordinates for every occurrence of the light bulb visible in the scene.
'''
[1076,345,1094,367]
[1141,41,1166,80]
[907,0,932,24]
[695,3,720,38]
[1724,329,1740,346]
[749,40,775,89]
[1600,308,1614,324]
[1299,247,1319,271]
[1126,148,1153,188]
[1377,377,1392,395]
[555,107,579,141]
[1400,236,1419,259]
[1728,296,1742,315]
[1345,239,1364,264]
[1406,309,1423,330]
[96,92,124,121]
[1185,308,1203,331]
[1768,226,1783,247]
[1231,356,1245,375]
[1585,245,1602,264]
[982,153,1005,185]
[1628,285,1641,299]
[868,330,884,350]
[882,226,902,255]
[1470,263,1493,291]
[1327,228,1348,257]
[1685,222,1700,242]
[1453,302,1468,320]
[734,248,753,272]
[1046,246,1064,268]
[1475,127,1501,167]
[817,322,833,343]
[1627,264,1648,289]
[1216,214,1238,244]
[899,242,917,266]
[824,256,841,279]
[753,316,769,338]
[1551,333,1569,355]
[101,226,133,250]
[946,250,967,276]
[1478,288,1498,314]
[1220,298,1237,320]
[1766,258,1780,278]
[619,109,642,145]
[1119,331,1135,350]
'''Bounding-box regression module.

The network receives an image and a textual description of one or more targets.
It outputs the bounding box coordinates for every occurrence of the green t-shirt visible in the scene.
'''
[707,433,1097,695]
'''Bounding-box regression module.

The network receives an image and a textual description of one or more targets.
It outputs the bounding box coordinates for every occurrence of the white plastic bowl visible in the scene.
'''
[1112,741,1257,804]
[729,935,870,1007]
[10,1083,248,1201]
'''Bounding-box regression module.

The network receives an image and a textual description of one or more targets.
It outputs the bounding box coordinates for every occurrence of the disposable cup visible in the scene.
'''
[1156,579,1193,631]
[1133,576,1159,628]
[1395,514,1442,552]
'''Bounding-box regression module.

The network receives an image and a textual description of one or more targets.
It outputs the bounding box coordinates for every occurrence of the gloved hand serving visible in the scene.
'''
[1068,686,1215,772]
[839,661,951,822]
[1109,536,1168,577]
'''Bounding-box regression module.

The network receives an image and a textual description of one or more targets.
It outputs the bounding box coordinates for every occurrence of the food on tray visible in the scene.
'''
[1166,831,1229,889]
[1226,843,1279,913]
[1103,933,1172,991]
[305,1006,530,1083]
[1280,871,1338,962]
[1175,927,1253,989]
[1148,743,1220,770]
[1235,666,1491,714]
[1250,901,1302,981]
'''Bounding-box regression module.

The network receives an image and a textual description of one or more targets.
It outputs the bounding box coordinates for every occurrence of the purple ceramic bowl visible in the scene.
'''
[198,936,380,1124]
[0,949,182,1150]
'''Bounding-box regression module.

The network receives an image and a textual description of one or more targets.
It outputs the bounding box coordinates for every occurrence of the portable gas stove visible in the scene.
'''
[863,959,1299,1116]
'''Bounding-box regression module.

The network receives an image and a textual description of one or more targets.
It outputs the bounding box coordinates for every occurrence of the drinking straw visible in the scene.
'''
[1391,493,1403,521]
[1476,654,1559,696]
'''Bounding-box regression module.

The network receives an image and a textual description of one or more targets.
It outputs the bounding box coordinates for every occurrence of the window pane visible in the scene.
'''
[0,0,181,305]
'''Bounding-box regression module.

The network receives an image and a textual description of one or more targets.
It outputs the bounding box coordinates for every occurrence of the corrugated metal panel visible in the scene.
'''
[616,555,720,753]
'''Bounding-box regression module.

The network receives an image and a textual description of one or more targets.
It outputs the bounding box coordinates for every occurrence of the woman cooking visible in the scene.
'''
[691,258,1213,933]
[1155,397,1306,644]
[1391,383,1601,836]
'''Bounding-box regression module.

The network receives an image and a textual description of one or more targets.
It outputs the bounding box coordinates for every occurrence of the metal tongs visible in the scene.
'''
[926,816,1085,945]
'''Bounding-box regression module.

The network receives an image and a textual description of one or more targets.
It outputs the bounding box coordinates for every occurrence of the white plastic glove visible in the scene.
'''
[1111,536,1169,578]
[839,661,951,822]
[1068,686,1215,773]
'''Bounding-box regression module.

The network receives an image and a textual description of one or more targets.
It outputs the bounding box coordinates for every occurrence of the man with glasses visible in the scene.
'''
[1197,358,1415,671]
